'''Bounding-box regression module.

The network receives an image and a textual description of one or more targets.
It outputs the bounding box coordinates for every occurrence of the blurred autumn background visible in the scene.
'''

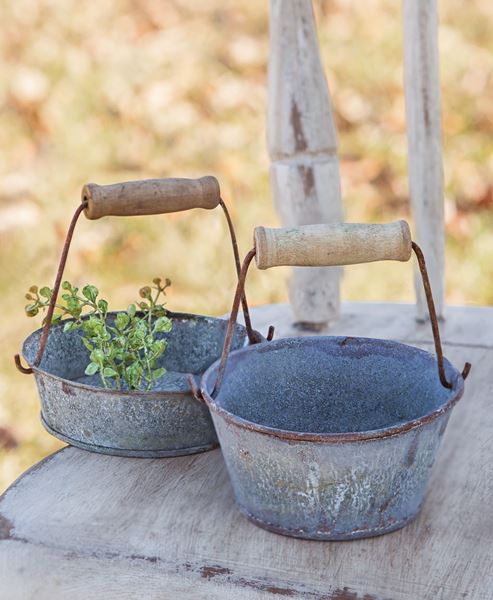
[1,0,492,490]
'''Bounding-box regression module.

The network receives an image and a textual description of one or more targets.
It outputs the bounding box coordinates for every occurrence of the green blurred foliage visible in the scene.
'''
[0,0,492,490]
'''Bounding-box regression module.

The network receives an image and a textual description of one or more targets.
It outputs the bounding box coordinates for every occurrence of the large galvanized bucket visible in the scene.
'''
[199,222,471,540]
[15,176,262,457]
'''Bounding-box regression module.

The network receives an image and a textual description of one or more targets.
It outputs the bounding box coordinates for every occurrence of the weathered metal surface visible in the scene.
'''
[201,336,464,540]
[22,311,252,457]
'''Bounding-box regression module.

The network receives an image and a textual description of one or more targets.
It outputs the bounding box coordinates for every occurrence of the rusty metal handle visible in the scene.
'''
[82,177,221,220]
[15,200,258,373]
[15,180,259,376]
[412,242,471,387]
[14,201,88,373]
[254,221,412,269]
[212,234,471,397]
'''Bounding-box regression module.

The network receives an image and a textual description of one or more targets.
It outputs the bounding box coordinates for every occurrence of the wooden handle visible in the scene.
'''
[82,176,221,220]
[254,221,412,270]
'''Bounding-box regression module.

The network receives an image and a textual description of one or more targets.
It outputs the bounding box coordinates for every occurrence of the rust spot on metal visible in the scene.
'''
[290,100,307,152]
[248,582,295,596]
[200,565,232,579]
[0,514,14,540]
[236,578,297,596]
[298,165,315,196]
[262,587,295,596]
[193,561,357,598]
[61,381,76,396]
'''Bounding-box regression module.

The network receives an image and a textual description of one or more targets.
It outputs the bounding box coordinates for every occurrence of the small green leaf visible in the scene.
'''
[152,367,165,380]
[98,299,108,314]
[153,316,172,333]
[62,281,71,291]
[63,321,77,332]
[115,312,129,331]
[127,304,136,318]
[103,367,117,378]
[81,337,94,351]
[82,285,98,302]
[85,362,99,376]
[39,286,52,299]
[151,340,166,355]
[66,297,81,311]
[91,349,105,362]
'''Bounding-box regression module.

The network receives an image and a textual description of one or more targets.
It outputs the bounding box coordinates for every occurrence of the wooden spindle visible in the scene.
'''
[403,0,445,320]
[267,0,342,328]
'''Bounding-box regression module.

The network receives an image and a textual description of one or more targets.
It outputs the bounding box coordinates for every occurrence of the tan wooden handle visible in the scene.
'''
[82,176,221,220]
[254,221,412,269]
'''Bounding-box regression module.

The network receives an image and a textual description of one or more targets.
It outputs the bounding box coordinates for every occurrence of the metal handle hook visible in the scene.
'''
[14,353,33,375]
[412,242,471,387]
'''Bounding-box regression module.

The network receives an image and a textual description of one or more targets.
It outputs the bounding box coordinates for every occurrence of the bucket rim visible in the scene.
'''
[22,311,251,399]
[200,335,465,443]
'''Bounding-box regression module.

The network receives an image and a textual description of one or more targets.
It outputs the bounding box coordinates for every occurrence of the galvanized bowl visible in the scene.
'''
[22,311,252,458]
[201,336,465,540]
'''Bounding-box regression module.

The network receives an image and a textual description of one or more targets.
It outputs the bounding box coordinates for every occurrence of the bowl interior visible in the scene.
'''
[23,312,248,392]
[204,336,463,434]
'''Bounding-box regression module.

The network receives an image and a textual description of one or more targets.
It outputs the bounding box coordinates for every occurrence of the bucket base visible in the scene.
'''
[240,506,420,541]
[40,413,219,458]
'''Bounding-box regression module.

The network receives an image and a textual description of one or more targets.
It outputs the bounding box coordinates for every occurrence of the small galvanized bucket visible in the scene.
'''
[22,311,251,457]
[199,221,471,540]
[15,176,263,457]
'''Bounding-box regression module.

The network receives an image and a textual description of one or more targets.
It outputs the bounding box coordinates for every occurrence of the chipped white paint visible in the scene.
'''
[403,0,445,319]
[298,461,321,511]
[268,0,342,326]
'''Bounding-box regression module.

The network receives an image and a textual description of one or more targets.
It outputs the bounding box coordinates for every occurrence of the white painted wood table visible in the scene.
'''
[1,302,492,600]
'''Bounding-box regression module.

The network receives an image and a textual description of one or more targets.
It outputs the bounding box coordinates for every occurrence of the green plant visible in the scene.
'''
[24,278,173,391]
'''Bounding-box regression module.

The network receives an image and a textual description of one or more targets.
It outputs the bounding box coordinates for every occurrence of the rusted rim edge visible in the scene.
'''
[22,311,254,399]
[204,386,464,443]
[200,339,465,444]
